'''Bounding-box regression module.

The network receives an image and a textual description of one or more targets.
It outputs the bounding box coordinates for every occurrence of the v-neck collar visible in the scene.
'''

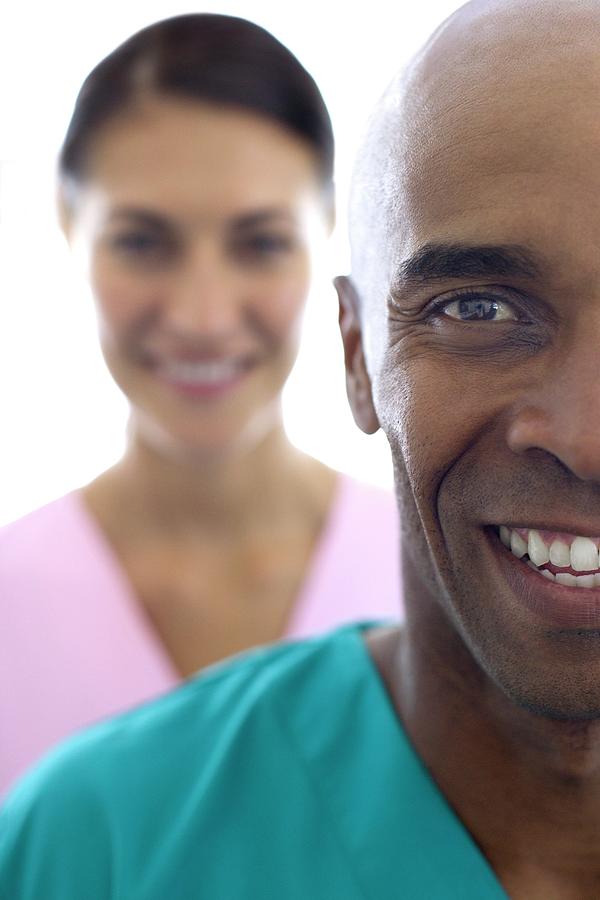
[283,624,509,899]
[72,473,347,663]
[68,490,181,684]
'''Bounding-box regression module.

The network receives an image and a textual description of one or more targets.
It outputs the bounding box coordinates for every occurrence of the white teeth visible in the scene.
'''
[549,539,570,568]
[501,525,600,589]
[570,537,599,573]
[160,359,243,384]
[556,572,577,587]
[576,574,596,589]
[510,531,528,558]
[528,530,550,566]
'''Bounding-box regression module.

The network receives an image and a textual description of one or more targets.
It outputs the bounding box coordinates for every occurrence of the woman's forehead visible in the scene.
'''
[85,95,320,187]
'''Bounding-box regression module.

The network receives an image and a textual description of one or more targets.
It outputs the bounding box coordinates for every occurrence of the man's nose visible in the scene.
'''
[167,246,241,338]
[506,331,600,481]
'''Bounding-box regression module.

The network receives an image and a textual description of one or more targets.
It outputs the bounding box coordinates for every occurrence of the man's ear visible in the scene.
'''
[334,275,380,435]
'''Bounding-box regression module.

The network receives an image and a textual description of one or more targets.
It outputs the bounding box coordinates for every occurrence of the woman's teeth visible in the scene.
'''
[160,359,245,384]
[499,526,600,588]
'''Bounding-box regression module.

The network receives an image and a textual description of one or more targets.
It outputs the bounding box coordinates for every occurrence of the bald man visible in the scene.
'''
[2,2,600,897]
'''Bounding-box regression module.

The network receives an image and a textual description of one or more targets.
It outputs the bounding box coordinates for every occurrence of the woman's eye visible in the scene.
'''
[236,233,294,259]
[111,232,171,257]
[439,294,518,322]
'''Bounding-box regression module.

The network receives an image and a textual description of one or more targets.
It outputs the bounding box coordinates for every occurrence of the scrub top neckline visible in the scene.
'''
[70,473,346,671]
[283,623,510,900]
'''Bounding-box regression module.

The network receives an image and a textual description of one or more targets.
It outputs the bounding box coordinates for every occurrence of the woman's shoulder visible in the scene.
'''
[338,474,397,514]
[0,493,88,571]
[331,473,399,542]
[1,492,83,539]
[0,492,115,601]
[293,472,401,626]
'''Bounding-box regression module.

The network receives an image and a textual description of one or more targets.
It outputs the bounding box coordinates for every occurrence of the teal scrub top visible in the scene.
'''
[0,623,508,899]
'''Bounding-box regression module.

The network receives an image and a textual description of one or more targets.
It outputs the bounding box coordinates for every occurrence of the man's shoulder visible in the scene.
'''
[0,622,393,899]
[2,623,373,812]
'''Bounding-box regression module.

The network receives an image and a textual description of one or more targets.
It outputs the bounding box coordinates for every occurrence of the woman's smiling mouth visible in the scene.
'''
[153,355,255,398]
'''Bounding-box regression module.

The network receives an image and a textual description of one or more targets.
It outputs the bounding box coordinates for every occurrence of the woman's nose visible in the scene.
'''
[506,331,600,482]
[166,246,242,339]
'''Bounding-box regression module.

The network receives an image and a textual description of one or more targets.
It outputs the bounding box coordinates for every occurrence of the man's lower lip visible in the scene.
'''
[488,529,600,629]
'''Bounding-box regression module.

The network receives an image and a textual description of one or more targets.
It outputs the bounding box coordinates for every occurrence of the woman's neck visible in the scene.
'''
[84,422,336,543]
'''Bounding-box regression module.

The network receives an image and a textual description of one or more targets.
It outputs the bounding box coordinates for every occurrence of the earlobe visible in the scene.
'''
[334,275,380,435]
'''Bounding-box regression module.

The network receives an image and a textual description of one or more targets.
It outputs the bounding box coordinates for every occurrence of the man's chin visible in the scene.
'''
[461,613,600,725]
[435,565,600,728]
[500,679,600,723]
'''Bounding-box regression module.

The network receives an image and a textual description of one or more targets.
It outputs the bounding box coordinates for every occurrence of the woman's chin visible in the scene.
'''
[130,409,280,465]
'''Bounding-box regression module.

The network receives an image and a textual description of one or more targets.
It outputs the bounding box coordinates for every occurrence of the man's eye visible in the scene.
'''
[440,294,518,322]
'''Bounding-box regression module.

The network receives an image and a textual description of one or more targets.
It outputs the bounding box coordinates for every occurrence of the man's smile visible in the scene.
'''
[498,526,600,588]
[488,524,600,630]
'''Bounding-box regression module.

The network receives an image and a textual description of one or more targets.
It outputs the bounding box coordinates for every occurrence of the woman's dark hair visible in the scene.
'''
[59,14,334,191]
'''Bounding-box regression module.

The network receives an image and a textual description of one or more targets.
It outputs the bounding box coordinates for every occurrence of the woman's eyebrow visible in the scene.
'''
[231,208,295,230]
[392,242,543,293]
[108,206,295,230]
[108,207,170,229]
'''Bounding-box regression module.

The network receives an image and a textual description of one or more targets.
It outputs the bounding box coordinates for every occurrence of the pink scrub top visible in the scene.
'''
[0,473,400,795]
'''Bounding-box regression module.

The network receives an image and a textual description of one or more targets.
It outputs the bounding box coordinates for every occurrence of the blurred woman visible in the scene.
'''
[0,13,400,794]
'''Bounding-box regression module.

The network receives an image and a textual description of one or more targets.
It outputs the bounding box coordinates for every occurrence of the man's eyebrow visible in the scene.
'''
[393,242,542,291]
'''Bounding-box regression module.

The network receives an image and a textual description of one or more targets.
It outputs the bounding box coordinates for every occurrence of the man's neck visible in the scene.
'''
[367,613,600,898]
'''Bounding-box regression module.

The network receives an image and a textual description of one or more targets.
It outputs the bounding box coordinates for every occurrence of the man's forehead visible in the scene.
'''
[349,0,600,293]
[400,1,600,178]
[401,0,600,123]
[419,0,600,67]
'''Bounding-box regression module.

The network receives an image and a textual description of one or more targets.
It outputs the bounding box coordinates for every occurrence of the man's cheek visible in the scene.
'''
[376,360,454,471]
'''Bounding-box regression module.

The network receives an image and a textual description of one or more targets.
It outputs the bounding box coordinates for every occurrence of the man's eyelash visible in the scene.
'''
[428,288,525,319]
[432,288,505,308]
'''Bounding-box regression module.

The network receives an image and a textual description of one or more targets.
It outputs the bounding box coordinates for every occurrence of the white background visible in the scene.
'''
[0,0,461,525]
